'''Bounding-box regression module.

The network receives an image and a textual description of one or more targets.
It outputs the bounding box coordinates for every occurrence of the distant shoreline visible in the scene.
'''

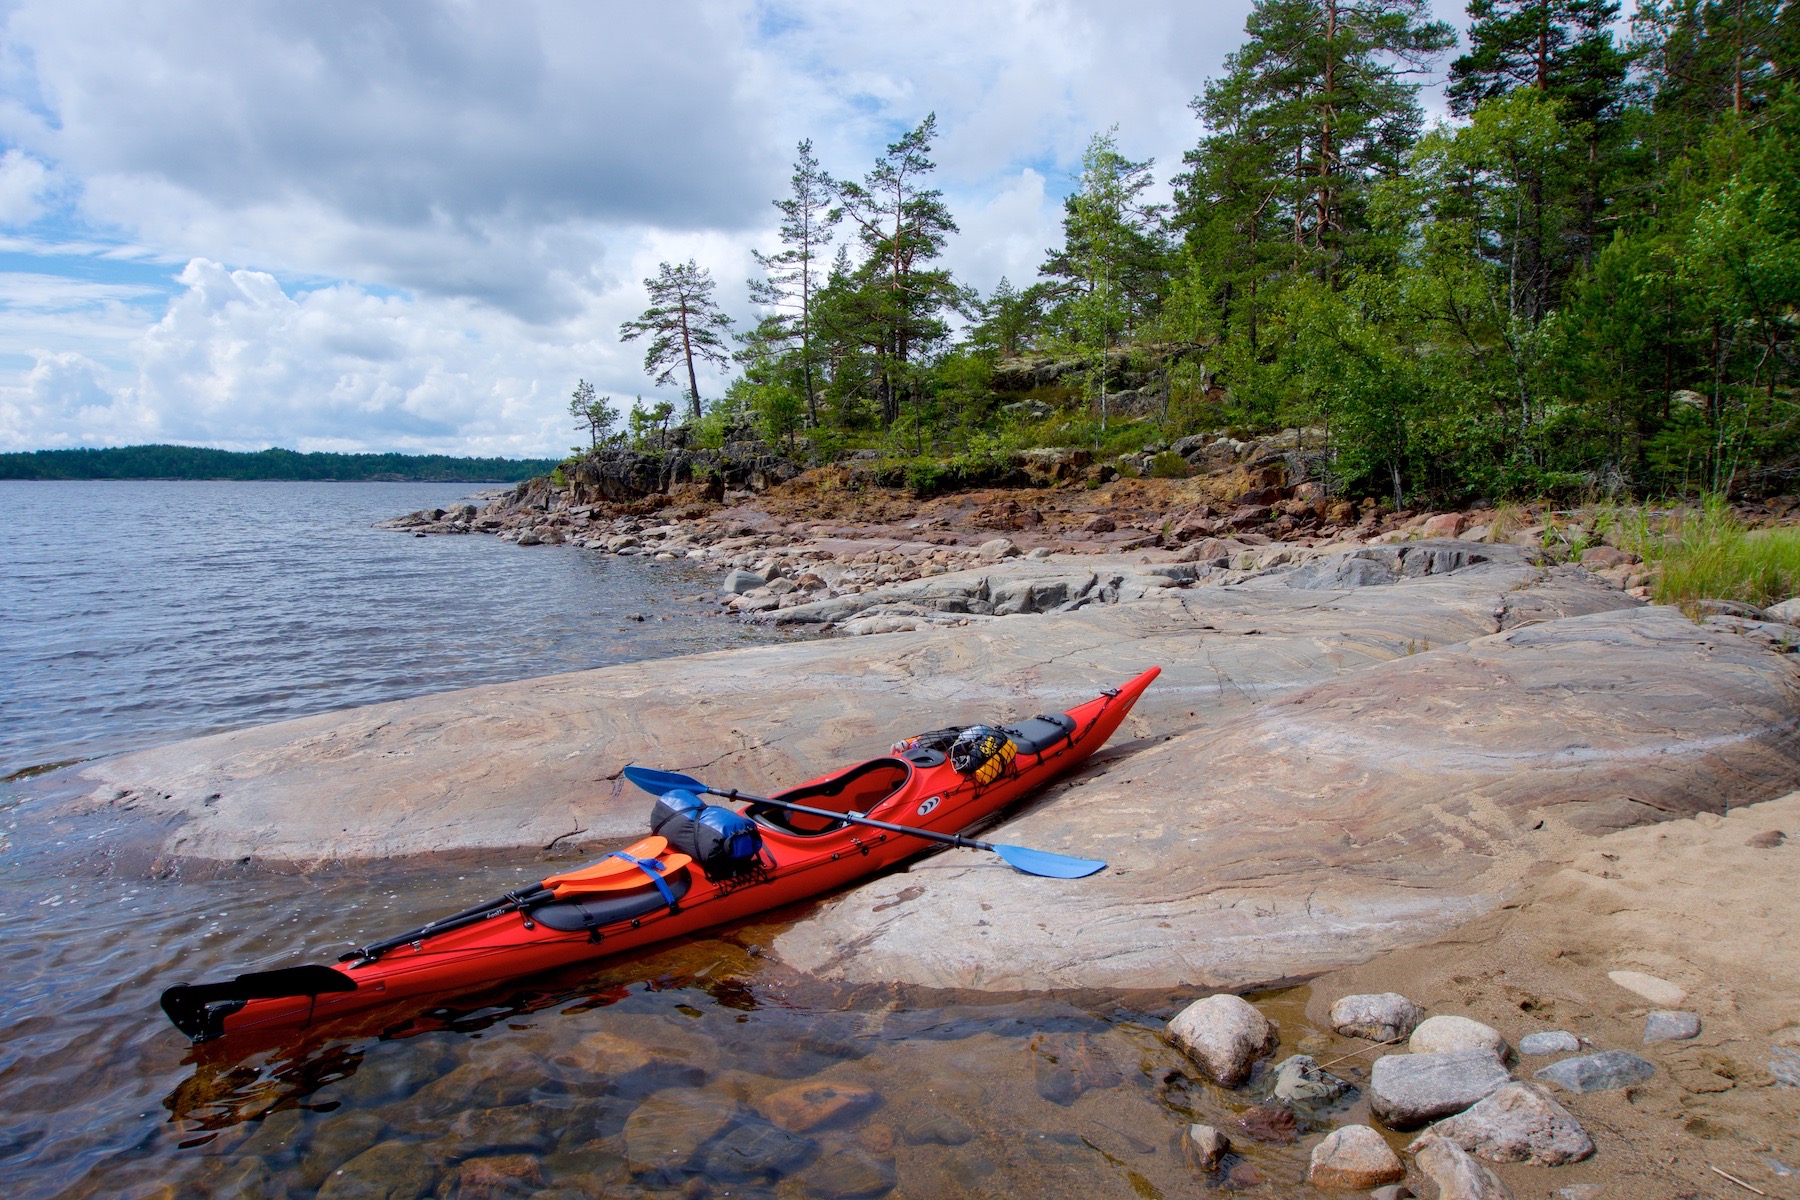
[0,443,556,483]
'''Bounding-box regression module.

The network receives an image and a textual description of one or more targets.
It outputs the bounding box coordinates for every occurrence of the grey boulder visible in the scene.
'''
[721,568,765,595]
[1370,1050,1512,1129]
[1534,1049,1655,1093]
[1167,993,1279,1087]
[1330,992,1422,1043]
[1413,1082,1594,1166]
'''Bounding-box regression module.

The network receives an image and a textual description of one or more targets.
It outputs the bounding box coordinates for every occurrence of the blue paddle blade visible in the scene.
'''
[622,765,707,797]
[991,843,1108,879]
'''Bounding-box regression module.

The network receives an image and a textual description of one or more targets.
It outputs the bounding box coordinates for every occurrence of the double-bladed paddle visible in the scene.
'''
[621,764,1107,879]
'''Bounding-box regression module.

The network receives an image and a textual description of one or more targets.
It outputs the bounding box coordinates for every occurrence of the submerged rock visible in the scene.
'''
[757,1081,879,1133]
[621,1088,738,1178]
[315,1141,438,1200]
[1271,1054,1354,1106]
[1182,1123,1229,1172]
[1167,993,1278,1087]
[1370,1051,1511,1129]
[1416,1082,1594,1165]
[1534,1049,1655,1093]
[1330,993,1421,1042]
[1307,1124,1406,1190]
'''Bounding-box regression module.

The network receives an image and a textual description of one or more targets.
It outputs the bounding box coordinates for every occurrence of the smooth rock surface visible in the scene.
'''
[1607,970,1688,1007]
[1517,1031,1581,1056]
[1370,1050,1512,1129]
[1167,993,1278,1087]
[621,1088,738,1176]
[1331,992,1421,1042]
[1410,1015,1507,1058]
[1644,1010,1701,1043]
[71,553,1800,992]
[1534,1050,1656,1093]
[1308,1124,1405,1189]
[1416,1082,1594,1165]
[1412,1133,1516,1200]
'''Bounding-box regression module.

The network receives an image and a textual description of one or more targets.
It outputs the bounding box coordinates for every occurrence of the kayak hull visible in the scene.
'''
[162,667,1159,1042]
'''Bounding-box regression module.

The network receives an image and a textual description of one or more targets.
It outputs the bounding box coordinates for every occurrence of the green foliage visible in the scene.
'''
[1628,495,1800,609]
[619,260,735,421]
[0,445,558,482]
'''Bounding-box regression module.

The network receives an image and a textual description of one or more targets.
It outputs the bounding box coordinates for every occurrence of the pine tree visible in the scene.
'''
[619,260,734,421]
[832,114,964,426]
[1448,0,1630,126]
[750,139,840,427]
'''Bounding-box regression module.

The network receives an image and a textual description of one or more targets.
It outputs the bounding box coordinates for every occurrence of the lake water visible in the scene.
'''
[0,481,1363,1199]
[0,480,795,780]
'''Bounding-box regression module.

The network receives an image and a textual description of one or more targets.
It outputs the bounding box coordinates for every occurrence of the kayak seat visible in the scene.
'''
[532,868,692,933]
[1003,714,1077,755]
[750,757,911,836]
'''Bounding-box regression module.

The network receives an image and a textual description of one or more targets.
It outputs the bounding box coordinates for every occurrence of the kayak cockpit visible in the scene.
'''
[748,757,913,836]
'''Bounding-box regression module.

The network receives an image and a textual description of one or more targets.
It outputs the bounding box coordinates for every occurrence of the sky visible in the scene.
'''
[0,0,1470,457]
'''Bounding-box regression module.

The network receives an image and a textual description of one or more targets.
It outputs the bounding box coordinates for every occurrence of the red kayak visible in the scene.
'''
[162,667,1159,1042]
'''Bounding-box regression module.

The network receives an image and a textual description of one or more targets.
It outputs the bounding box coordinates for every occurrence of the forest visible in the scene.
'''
[0,445,558,482]
[606,0,1799,506]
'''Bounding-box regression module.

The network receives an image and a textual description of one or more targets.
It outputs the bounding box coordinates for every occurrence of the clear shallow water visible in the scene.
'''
[0,481,1369,1199]
[0,480,793,778]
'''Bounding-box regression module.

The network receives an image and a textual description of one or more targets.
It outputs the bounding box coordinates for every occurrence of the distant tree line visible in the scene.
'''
[0,445,559,482]
[597,0,1799,504]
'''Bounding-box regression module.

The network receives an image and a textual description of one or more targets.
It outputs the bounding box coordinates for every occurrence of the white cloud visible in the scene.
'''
[0,148,52,223]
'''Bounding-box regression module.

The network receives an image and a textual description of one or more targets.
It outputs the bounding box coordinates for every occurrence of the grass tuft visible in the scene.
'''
[1627,497,1800,613]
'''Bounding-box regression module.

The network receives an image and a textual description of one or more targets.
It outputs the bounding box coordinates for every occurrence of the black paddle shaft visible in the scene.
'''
[345,885,552,962]
[710,787,995,852]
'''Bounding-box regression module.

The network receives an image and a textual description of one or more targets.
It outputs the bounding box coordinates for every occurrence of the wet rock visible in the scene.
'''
[902,1109,974,1146]
[316,1140,438,1200]
[1410,1015,1508,1059]
[448,1153,544,1200]
[1644,1010,1701,1043]
[1167,993,1279,1087]
[1369,1050,1511,1129]
[1417,1082,1594,1165]
[1271,1054,1353,1106]
[798,1147,896,1198]
[756,1080,879,1133]
[1307,1124,1406,1190]
[1223,1159,1266,1188]
[721,568,763,595]
[1182,1123,1229,1171]
[434,1105,551,1161]
[1518,1031,1580,1056]
[296,1111,388,1189]
[1411,1133,1515,1200]
[404,1058,538,1115]
[699,1120,814,1180]
[621,1088,738,1177]
[562,1030,657,1077]
[1330,993,1421,1042]
[1534,1049,1655,1093]
[1029,1031,1123,1104]
[1236,1103,1299,1144]
[1607,970,1687,1007]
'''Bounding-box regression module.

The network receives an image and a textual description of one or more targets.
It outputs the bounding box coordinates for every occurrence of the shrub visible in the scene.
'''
[1147,450,1190,479]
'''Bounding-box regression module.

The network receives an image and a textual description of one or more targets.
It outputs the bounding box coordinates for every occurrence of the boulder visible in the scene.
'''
[978,537,1020,561]
[1369,1051,1512,1129]
[1411,1133,1516,1200]
[1644,1010,1701,1043]
[1307,1124,1406,1190]
[1331,993,1422,1042]
[720,568,764,595]
[1765,596,1800,624]
[1166,993,1279,1087]
[1580,545,1637,570]
[1517,1031,1580,1057]
[1082,514,1116,534]
[1422,513,1468,539]
[1533,1049,1655,1094]
[1409,1015,1508,1059]
[1415,1082,1594,1165]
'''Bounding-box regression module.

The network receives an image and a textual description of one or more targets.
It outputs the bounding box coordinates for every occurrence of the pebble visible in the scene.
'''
[1607,969,1687,1008]
[1183,1123,1229,1171]
[1369,1050,1512,1129]
[1415,1082,1594,1165]
[1271,1054,1354,1106]
[1410,1015,1508,1058]
[1518,1031,1580,1056]
[1643,1010,1701,1043]
[1411,1133,1514,1200]
[1330,992,1422,1042]
[1306,1124,1405,1190]
[1166,992,1279,1087]
[1533,1049,1656,1093]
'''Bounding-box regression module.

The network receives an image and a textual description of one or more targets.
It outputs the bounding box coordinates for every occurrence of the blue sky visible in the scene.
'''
[0,0,1467,456]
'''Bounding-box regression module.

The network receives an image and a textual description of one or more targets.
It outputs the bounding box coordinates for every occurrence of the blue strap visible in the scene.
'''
[608,851,676,909]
